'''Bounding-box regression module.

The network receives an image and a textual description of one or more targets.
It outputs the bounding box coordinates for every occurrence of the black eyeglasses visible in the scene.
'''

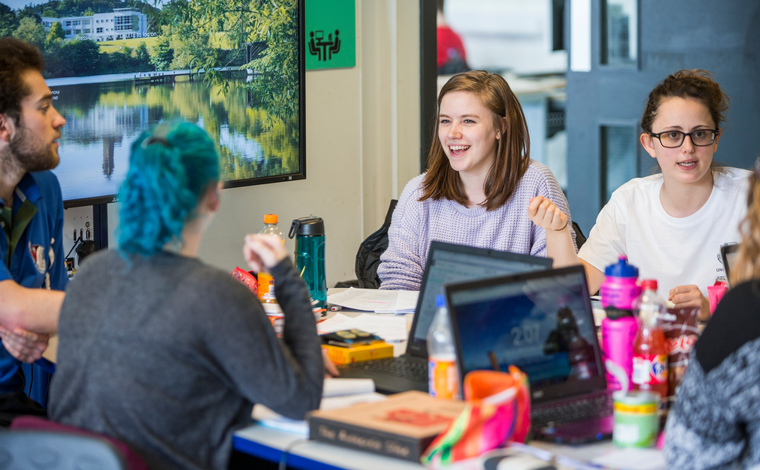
[649,129,719,148]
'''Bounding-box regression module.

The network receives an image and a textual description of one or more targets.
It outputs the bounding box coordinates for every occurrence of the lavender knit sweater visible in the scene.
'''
[378,161,575,290]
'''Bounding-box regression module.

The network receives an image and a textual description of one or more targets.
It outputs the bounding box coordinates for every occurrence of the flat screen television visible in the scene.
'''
[1,0,306,208]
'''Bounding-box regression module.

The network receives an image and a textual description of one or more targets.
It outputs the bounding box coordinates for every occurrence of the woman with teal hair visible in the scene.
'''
[47,121,324,470]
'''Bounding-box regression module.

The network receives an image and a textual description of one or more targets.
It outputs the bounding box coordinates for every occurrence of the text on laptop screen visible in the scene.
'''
[412,245,551,345]
[448,269,602,389]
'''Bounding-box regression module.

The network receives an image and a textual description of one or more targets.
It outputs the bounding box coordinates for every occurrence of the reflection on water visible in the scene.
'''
[50,77,300,203]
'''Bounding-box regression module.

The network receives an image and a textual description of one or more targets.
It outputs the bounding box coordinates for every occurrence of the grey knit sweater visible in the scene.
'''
[49,250,323,470]
[378,161,574,290]
[665,280,760,469]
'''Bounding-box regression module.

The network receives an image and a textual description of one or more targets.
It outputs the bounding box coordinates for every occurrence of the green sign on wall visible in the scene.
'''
[305,0,356,70]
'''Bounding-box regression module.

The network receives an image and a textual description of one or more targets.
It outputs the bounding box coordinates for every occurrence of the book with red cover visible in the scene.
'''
[307,391,466,462]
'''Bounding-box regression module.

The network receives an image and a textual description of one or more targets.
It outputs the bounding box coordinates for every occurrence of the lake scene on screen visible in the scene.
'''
[50,75,299,202]
[1,0,302,204]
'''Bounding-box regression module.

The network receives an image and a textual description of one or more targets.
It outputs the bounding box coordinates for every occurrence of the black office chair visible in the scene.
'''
[335,199,398,289]
[0,430,127,470]
[572,221,587,251]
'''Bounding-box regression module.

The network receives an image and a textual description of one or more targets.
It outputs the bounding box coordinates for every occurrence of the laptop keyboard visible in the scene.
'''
[340,356,427,380]
[532,393,613,428]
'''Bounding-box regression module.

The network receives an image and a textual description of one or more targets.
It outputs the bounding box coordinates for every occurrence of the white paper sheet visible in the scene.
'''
[327,287,418,314]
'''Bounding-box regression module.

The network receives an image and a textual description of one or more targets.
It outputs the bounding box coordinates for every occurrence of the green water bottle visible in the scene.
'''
[288,216,327,312]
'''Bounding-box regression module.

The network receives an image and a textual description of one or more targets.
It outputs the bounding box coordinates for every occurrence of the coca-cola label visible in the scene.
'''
[661,306,700,401]
[666,335,698,354]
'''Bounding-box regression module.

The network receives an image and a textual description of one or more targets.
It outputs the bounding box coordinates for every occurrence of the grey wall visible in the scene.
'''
[566,0,760,232]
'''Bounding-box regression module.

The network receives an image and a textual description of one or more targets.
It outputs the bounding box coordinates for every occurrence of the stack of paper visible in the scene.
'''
[327,288,418,314]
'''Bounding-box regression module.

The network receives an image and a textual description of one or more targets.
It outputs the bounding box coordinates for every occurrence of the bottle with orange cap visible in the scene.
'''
[257,214,285,304]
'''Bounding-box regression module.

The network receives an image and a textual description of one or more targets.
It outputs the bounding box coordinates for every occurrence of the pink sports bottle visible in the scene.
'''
[601,316,638,391]
[600,256,641,316]
[600,256,640,391]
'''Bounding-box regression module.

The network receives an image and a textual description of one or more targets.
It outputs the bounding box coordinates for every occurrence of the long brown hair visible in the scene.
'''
[420,70,530,211]
[731,160,760,285]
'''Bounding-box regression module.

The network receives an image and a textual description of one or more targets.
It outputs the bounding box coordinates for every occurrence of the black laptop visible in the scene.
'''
[721,243,740,287]
[335,241,552,394]
[445,265,614,443]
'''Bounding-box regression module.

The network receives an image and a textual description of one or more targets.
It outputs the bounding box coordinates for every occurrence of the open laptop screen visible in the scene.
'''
[446,266,607,402]
[721,243,740,286]
[405,242,552,357]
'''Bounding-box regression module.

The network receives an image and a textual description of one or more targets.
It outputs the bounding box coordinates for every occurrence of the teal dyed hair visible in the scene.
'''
[118,121,221,256]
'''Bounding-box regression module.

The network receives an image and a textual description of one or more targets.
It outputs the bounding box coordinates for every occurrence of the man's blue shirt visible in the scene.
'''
[0,171,67,393]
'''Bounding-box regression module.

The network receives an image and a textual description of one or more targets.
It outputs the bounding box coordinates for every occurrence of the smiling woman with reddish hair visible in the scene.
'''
[378,70,575,290]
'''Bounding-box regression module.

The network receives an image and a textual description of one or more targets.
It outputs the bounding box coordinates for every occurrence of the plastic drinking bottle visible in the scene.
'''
[258,214,285,303]
[631,280,669,402]
[601,316,638,391]
[600,255,640,316]
[600,256,640,391]
[427,294,460,399]
[288,216,327,311]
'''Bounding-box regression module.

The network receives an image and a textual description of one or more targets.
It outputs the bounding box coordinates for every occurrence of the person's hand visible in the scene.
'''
[322,348,339,378]
[669,285,711,321]
[528,196,567,231]
[243,234,288,273]
[0,326,49,363]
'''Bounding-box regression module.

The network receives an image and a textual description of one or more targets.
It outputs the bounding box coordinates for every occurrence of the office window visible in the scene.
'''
[600,126,637,204]
[602,0,637,66]
[552,0,565,51]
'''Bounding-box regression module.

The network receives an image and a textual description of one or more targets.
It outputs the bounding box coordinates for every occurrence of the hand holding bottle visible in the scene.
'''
[255,214,286,303]
[668,284,710,321]
[243,234,289,273]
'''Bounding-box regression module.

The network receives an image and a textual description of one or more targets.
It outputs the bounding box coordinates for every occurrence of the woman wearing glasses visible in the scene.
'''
[529,70,750,320]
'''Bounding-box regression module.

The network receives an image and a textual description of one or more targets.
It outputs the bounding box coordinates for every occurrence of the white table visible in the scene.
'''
[233,422,666,470]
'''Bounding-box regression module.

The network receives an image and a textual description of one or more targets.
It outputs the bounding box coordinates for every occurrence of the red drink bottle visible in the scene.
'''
[631,280,668,401]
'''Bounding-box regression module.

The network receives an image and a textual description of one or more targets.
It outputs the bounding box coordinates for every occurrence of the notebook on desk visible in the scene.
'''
[336,241,552,394]
[445,265,614,444]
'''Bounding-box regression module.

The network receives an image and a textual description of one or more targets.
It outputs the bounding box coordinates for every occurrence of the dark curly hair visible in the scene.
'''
[0,38,45,126]
[640,69,729,133]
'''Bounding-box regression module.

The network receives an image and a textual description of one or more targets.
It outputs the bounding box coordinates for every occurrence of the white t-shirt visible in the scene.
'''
[579,167,751,297]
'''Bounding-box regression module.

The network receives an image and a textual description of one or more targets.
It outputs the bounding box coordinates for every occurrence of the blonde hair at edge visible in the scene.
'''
[731,168,760,285]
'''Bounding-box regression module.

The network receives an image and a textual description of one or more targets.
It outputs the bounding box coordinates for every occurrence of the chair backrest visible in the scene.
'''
[572,221,587,251]
[0,430,126,470]
[10,416,148,470]
[354,199,397,289]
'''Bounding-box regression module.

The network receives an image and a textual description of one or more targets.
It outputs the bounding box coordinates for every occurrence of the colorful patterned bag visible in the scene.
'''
[230,267,259,296]
[421,366,531,465]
